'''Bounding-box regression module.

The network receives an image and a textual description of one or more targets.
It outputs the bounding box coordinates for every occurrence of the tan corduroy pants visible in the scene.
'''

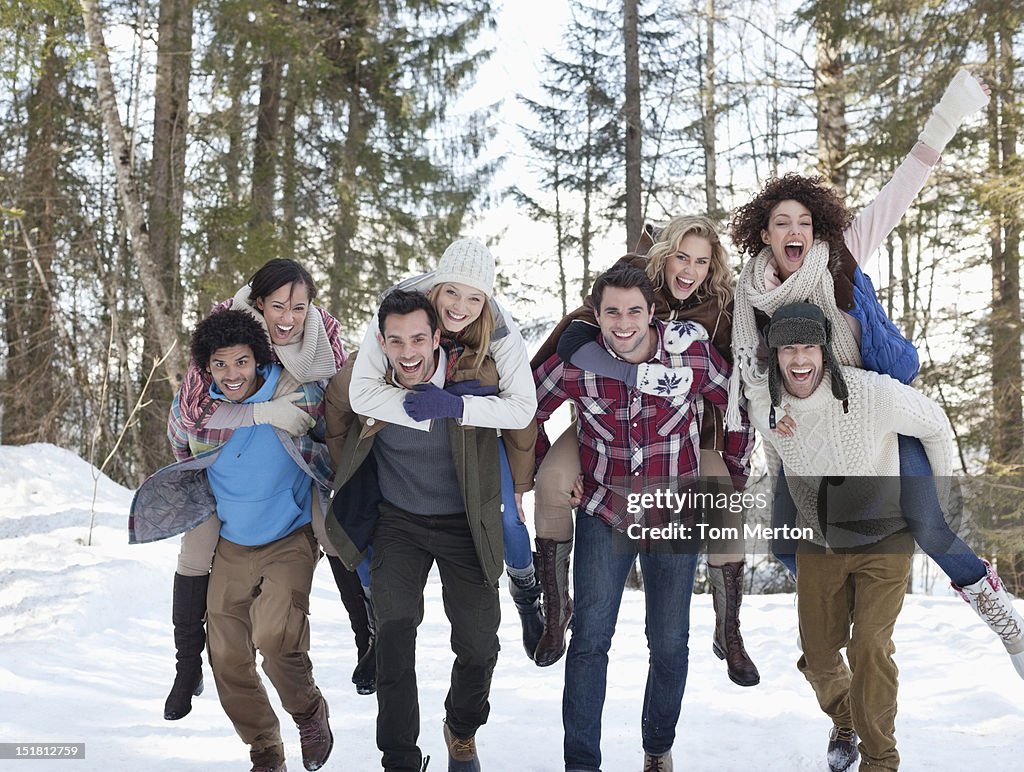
[796,538,913,772]
[206,524,323,755]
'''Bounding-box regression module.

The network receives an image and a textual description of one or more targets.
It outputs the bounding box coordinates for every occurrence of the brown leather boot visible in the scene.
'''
[533,538,573,667]
[295,697,333,770]
[708,561,760,686]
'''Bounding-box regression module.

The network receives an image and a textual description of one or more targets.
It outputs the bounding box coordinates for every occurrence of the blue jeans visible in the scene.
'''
[563,514,699,772]
[896,435,984,586]
[771,469,799,575]
[499,438,533,570]
[772,436,985,587]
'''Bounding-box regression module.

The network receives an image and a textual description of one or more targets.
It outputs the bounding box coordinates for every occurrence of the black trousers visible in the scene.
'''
[371,501,500,772]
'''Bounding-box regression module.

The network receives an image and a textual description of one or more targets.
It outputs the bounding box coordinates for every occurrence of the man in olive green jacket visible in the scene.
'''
[324,290,506,772]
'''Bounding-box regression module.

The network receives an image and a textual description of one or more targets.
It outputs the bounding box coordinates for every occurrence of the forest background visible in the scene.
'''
[1,1,1022,587]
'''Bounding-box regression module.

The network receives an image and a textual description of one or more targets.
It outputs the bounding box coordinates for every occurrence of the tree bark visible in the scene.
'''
[81,0,185,389]
[149,0,192,315]
[4,15,64,444]
[987,24,1023,469]
[140,0,194,473]
[622,0,642,248]
[813,1,847,193]
[250,56,282,233]
[701,0,720,220]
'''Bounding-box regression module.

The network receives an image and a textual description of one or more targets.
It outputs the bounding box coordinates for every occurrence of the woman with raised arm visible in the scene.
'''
[728,69,1023,677]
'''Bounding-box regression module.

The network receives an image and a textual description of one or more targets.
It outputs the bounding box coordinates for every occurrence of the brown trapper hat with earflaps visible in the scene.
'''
[765,302,849,428]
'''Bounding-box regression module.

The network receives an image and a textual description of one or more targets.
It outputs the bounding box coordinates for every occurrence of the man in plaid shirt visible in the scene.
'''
[533,264,753,772]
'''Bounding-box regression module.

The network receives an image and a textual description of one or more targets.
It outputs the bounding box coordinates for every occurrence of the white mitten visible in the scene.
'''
[253,391,314,436]
[662,319,708,354]
[636,362,693,397]
[918,68,990,153]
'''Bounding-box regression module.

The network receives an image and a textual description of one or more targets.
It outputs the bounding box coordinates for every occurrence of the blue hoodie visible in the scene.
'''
[206,363,313,546]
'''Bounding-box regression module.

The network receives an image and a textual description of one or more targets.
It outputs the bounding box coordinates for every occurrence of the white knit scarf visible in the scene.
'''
[725,240,861,429]
[232,285,337,382]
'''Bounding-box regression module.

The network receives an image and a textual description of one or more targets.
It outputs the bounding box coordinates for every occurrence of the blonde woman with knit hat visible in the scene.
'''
[528,215,760,688]
[728,69,1024,677]
[347,238,545,661]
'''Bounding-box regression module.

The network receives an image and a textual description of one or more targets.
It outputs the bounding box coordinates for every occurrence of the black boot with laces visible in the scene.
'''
[827,726,858,772]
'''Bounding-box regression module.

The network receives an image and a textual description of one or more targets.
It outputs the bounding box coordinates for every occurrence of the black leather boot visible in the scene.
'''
[507,559,544,660]
[164,572,209,720]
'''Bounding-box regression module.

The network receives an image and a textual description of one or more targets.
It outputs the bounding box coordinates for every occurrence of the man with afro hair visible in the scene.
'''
[132,309,335,772]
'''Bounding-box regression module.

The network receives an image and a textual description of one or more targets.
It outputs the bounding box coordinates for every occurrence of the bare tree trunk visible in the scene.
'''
[330,80,366,315]
[622,0,642,248]
[281,79,298,255]
[199,58,247,316]
[140,0,194,474]
[553,148,568,318]
[700,0,720,220]
[250,0,290,254]
[987,25,1023,469]
[250,56,282,233]
[5,15,64,444]
[900,222,915,340]
[982,10,1024,594]
[149,0,192,314]
[581,132,594,303]
[80,0,185,389]
[813,1,847,193]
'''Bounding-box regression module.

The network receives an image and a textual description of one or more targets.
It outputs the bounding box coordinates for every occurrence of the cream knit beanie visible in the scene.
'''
[432,238,496,297]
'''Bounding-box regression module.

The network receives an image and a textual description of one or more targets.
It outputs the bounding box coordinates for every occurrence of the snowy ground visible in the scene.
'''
[1,443,1022,771]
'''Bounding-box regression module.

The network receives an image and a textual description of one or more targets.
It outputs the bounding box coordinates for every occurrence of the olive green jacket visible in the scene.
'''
[324,348,524,585]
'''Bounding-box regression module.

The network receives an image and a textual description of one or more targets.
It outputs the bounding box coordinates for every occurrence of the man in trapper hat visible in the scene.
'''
[745,301,1024,772]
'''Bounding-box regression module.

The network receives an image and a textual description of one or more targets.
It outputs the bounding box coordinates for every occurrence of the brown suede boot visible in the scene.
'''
[295,697,333,771]
[250,743,287,772]
[533,538,573,667]
[708,561,760,686]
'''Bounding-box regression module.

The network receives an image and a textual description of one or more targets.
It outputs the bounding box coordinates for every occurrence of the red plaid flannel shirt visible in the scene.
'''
[534,319,753,532]
[170,299,347,460]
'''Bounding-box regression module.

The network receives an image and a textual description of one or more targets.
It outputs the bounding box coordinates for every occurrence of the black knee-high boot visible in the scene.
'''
[164,572,209,720]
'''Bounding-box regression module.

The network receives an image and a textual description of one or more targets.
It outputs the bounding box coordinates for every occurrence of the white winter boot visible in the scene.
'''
[953,560,1024,679]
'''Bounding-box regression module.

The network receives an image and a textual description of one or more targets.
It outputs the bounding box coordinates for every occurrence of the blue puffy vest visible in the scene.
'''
[849,266,920,384]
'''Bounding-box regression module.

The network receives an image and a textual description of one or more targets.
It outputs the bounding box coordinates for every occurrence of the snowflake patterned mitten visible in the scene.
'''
[636,363,694,397]
[662,319,709,353]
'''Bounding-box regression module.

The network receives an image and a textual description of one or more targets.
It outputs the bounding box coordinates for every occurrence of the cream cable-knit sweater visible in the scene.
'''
[748,368,954,548]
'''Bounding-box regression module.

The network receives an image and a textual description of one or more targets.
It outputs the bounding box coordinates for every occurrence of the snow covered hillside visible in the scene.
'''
[0,443,1022,771]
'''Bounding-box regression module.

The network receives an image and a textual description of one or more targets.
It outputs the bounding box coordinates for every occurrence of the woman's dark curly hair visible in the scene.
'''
[729,174,854,257]
[191,310,273,369]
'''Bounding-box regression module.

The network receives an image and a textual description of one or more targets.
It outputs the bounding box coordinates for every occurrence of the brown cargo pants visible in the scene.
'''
[206,523,323,755]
